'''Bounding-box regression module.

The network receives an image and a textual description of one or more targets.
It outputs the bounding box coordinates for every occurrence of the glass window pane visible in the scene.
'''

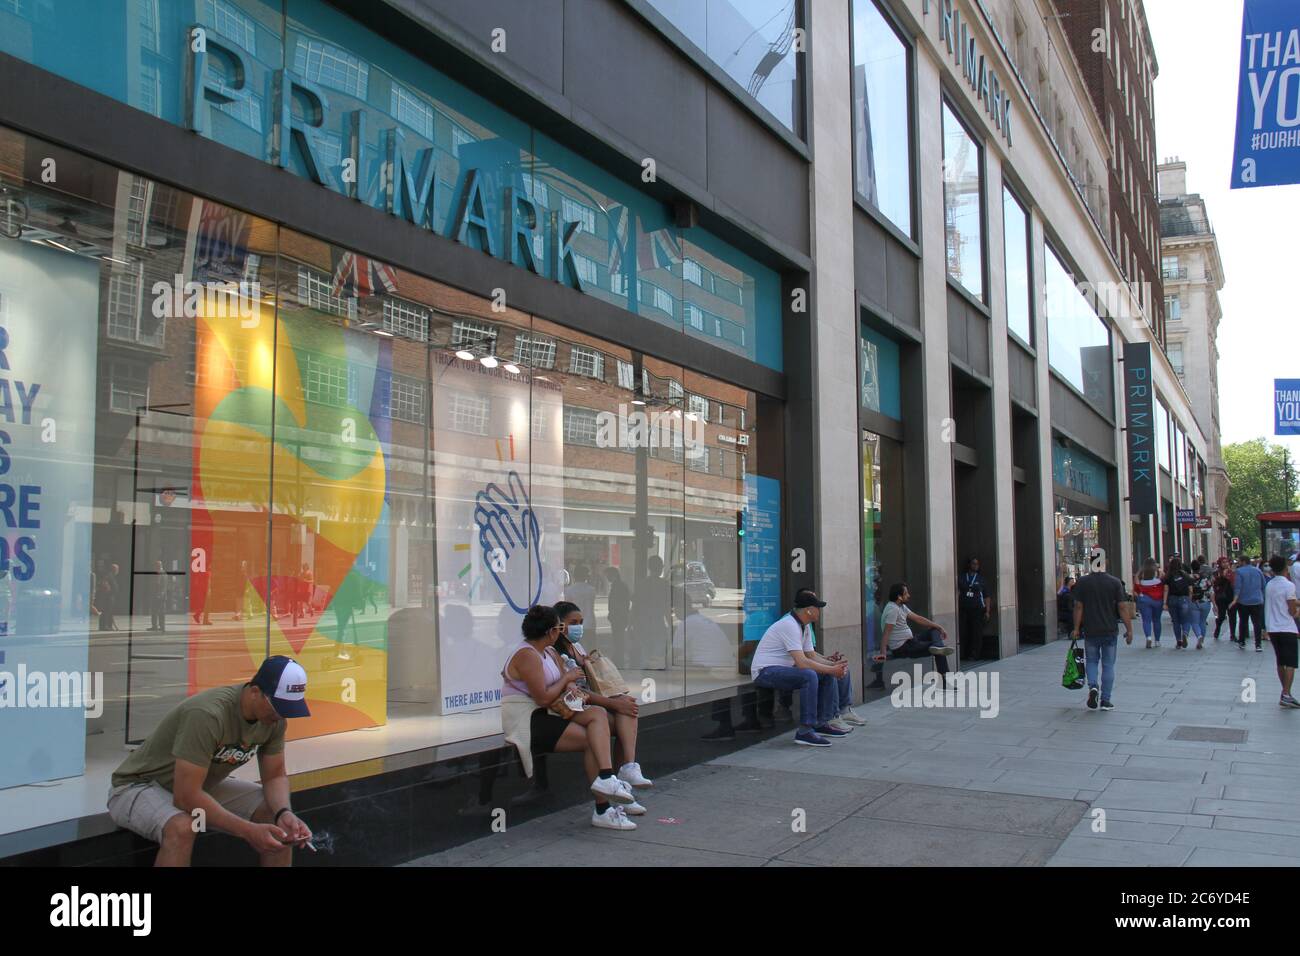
[645,0,803,134]
[852,0,912,235]
[942,104,983,300]
[1002,187,1032,344]
[1044,245,1112,414]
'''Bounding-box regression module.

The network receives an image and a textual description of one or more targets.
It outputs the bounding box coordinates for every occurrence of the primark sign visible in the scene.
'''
[936,0,1014,146]
[186,28,586,291]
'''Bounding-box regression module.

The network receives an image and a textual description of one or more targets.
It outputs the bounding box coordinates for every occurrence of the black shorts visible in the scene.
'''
[1271,632,1299,669]
[530,708,571,754]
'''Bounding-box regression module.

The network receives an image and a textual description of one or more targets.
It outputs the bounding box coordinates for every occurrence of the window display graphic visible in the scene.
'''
[0,241,99,789]
[188,300,390,739]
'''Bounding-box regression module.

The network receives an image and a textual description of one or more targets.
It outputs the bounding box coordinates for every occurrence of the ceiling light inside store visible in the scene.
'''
[455,349,475,361]
[503,363,520,375]
[44,238,77,253]
[480,355,498,369]
[100,255,132,266]
[631,398,646,406]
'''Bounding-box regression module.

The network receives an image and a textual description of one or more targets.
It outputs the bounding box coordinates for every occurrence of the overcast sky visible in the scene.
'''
[1145,0,1300,464]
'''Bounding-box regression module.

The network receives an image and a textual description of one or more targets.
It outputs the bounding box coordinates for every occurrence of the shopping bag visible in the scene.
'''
[1062,639,1086,690]
[583,649,630,697]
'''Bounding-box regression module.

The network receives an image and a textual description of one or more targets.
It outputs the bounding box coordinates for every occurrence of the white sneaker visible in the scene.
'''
[590,775,634,804]
[623,799,646,815]
[617,762,654,789]
[591,805,637,830]
[929,645,954,656]
[838,707,867,726]
[827,719,854,734]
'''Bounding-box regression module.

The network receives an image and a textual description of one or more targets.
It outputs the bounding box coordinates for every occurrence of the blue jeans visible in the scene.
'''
[1168,596,1192,642]
[1137,594,1163,642]
[1190,600,1212,639]
[1084,634,1118,702]
[753,666,842,728]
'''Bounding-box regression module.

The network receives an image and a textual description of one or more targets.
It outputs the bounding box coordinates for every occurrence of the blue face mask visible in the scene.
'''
[567,623,584,642]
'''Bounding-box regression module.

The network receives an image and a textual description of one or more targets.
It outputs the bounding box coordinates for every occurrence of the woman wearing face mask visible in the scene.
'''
[552,600,654,802]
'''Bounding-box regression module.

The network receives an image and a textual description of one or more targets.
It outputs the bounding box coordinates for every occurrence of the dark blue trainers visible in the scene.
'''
[794,729,832,747]
[1087,687,1099,710]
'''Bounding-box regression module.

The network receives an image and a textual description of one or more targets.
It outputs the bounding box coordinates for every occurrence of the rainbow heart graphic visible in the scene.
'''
[188,303,389,737]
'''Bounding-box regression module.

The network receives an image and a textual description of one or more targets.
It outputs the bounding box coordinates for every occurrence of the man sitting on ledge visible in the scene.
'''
[106,656,314,867]
[873,582,954,678]
[750,589,862,748]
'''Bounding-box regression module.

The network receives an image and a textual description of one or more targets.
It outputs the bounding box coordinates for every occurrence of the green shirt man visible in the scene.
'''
[106,656,313,867]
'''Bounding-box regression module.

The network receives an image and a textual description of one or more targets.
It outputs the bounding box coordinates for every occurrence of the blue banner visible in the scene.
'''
[1277,378,1300,435]
[1231,0,1300,188]
[742,475,781,643]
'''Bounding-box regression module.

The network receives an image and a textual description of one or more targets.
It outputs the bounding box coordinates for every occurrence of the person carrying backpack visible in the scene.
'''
[1163,557,1194,650]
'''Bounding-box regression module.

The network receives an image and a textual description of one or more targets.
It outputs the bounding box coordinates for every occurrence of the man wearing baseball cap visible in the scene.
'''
[749,589,863,747]
[107,656,313,866]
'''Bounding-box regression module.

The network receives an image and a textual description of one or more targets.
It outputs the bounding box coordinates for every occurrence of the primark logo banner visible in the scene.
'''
[1231,0,1300,188]
[1277,379,1300,435]
[1123,343,1157,516]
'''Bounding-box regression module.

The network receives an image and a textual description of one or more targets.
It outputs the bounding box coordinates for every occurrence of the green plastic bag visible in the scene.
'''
[1062,639,1085,690]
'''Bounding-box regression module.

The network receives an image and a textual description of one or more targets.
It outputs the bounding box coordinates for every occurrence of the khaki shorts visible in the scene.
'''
[106,778,266,844]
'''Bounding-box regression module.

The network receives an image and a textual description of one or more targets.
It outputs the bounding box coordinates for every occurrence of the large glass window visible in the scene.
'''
[851,0,912,235]
[1002,186,1032,344]
[942,103,984,300]
[644,0,804,135]
[1044,245,1113,414]
[1157,399,1171,471]
[0,124,785,839]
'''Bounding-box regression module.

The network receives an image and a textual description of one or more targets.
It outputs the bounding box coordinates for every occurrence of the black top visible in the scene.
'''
[958,571,988,609]
[1165,570,1193,598]
[1072,572,1125,638]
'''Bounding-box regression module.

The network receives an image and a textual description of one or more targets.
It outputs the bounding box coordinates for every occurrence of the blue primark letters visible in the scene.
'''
[185,28,583,289]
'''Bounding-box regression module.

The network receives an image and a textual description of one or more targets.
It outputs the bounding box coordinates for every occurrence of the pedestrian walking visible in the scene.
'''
[1211,556,1237,641]
[957,556,991,662]
[1133,557,1165,648]
[1189,558,1212,650]
[1264,555,1300,708]
[1071,559,1133,711]
[1163,557,1194,649]
[1230,555,1267,651]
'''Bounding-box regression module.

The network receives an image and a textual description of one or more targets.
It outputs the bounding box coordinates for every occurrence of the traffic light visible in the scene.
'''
[736,510,746,538]
[1231,536,1241,552]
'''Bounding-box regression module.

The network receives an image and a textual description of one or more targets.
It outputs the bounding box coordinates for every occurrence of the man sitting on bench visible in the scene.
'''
[873,582,954,677]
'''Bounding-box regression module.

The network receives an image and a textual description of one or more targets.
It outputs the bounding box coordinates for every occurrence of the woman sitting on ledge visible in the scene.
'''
[500,604,638,831]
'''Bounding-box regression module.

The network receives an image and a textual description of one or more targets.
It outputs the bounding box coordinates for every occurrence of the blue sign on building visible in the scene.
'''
[1231,0,1300,188]
[1276,378,1300,435]
[742,475,782,643]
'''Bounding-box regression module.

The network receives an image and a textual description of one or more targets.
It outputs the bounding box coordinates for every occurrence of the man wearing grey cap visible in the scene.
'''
[106,655,314,866]
[749,589,862,747]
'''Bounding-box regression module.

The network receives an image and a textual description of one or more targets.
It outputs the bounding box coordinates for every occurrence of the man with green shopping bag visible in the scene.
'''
[1071,555,1133,712]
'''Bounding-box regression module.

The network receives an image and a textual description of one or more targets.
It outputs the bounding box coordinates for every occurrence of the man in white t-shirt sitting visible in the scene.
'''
[1265,555,1300,708]
[750,589,862,748]
[873,582,954,676]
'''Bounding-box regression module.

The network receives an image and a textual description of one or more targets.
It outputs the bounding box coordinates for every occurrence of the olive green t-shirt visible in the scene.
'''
[112,684,286,791]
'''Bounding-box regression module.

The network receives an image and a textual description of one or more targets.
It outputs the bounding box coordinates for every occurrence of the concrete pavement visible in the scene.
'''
[405,627,1300,867]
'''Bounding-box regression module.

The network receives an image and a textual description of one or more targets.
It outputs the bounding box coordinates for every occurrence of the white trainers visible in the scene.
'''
[838,707,867,726]
[827,719,854,734]
[623,798,646,815]
[591,805,637,830]
[590,775,635,804]
[617,762,654,789]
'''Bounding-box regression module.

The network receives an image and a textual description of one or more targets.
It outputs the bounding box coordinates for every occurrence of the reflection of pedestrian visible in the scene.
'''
[98,562,118,632]
[333,573,363,660]
[564,565,596,633]
[149,560,169,632]
[191,561,211,625]
[604,566,629,646]
[630,556,670,669]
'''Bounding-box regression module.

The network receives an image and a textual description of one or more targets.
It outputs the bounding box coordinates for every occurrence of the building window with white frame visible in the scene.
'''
[569,345,604,380]
[449,392,490,435]
[513,331,556,369]
[382,297,430,341]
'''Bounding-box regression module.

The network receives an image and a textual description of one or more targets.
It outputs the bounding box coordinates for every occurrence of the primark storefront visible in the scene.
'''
[0,0,802,863]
